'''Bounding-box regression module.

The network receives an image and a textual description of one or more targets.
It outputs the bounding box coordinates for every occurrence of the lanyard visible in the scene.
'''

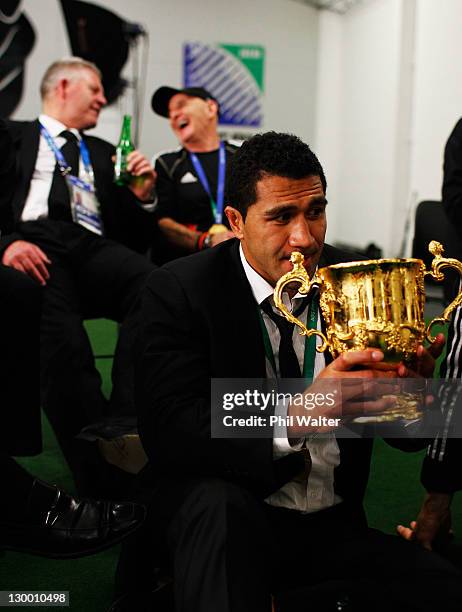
[189,141,226,224]
[78,138,94,184]
[257,296,319,380]
[39,123,94,188]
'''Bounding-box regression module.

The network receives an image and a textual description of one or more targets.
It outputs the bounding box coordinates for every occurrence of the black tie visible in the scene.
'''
[48,130,80,221]
[260,298,309,378]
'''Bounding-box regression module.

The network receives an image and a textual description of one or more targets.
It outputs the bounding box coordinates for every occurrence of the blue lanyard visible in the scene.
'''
[39,123,94,187]
[189,141,226,224]
[79,138,94,183]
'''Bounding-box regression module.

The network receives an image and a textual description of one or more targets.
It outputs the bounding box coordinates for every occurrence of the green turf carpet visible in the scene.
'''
[1,319,460,610]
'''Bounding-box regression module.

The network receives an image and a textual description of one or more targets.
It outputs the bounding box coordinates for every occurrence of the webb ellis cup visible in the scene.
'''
[273,241,462,422]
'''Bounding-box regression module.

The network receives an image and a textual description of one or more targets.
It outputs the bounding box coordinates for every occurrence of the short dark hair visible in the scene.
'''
[226,131,327,217]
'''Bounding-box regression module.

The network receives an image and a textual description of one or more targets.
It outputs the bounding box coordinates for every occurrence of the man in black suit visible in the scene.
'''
[0,117,146,559]
[0,57,156,494]
[134,132,462,611]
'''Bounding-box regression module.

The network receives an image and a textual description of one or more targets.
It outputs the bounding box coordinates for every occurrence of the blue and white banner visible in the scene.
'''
[184,41,265,128]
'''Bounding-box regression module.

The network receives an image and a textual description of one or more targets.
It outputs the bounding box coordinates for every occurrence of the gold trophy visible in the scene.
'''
[273,241,462,421]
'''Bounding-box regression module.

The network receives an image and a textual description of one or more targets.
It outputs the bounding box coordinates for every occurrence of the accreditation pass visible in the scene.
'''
[0,592,69,607]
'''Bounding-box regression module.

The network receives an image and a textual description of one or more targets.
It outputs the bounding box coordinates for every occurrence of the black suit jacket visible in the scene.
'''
[137,239,416,510]
[0,119,153,254]
[0,119,15,236]
[0,119,41,455]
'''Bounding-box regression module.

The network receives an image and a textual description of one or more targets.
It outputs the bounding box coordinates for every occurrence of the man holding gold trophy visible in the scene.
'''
[135,132,462,611]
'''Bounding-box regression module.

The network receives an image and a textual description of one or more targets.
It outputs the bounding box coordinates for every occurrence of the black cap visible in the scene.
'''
[151,86,218,118]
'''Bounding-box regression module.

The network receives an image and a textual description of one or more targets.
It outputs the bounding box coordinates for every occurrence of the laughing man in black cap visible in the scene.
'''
[150,85,238,262]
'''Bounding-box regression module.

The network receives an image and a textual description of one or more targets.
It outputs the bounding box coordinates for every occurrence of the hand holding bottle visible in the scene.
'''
[113,114,156,201]
[125,150,157,201]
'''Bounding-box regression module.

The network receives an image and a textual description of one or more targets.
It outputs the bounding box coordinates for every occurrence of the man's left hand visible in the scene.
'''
[397,491,453,550]
[126,150,157,201]
[397,333,445,379]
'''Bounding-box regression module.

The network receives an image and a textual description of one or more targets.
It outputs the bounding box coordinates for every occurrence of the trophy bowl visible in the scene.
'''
[273,241,462,422]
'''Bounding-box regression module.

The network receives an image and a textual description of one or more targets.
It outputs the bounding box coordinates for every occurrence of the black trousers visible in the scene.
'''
[121,476,462,612]
[16,221,155,482]
[0,454,35,518]
[0,264,41,456]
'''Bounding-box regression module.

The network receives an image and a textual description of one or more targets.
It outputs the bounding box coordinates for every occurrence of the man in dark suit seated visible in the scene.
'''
[0,58,156,494]
[0,117,145,558]
[133,132,462,611]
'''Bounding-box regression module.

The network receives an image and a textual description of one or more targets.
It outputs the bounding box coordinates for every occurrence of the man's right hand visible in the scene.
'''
[2,240,51,286]
[287,349,398,437]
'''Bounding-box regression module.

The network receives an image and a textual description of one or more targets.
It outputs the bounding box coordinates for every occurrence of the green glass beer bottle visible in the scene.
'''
[114,114,134,185]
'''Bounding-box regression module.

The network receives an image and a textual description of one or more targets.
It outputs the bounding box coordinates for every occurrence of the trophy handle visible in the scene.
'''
[273,251,329,352]
[425,240,462,342]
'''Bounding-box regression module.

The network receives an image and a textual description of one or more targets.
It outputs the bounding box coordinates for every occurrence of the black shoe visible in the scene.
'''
[0,479,146,559]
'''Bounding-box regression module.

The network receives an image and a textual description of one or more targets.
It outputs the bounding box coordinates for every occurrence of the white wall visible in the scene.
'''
[316,0,462,258]
[409,0,462,205]
[315,0,407,255]
[14,0,320,159]
[313,9,343,245]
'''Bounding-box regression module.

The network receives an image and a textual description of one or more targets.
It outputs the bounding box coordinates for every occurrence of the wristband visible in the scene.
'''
[197,232,209,250]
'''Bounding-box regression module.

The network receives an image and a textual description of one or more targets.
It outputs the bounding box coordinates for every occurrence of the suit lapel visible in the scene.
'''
[217,241,267,378]
[318,244,337,269]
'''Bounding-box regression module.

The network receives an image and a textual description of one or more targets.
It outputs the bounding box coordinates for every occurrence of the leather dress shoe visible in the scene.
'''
[0,479,146,559]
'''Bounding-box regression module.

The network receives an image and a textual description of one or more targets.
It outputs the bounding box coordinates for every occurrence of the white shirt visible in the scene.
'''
[239,245,342,514]
[21,114,82,222]
[21,114,155,221]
